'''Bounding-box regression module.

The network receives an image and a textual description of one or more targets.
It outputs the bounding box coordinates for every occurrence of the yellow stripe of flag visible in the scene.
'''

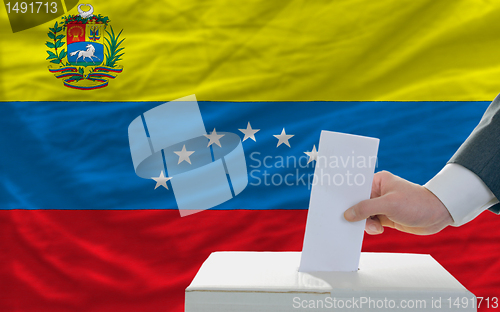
[1,0,500,101]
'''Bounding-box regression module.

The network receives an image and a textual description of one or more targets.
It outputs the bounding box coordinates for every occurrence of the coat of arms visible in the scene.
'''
[46,4,124,90]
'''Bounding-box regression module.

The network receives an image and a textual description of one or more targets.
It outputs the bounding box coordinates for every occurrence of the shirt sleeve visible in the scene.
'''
[424,163,499,226]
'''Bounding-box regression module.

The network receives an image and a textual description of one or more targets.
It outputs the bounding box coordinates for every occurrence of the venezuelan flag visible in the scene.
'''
[1,1,499,311]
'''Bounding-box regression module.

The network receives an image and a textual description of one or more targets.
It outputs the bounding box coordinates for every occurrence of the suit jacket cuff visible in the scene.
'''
[448,93,500,213]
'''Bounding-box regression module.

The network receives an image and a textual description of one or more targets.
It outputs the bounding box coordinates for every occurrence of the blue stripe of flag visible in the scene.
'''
[0,101,489,210]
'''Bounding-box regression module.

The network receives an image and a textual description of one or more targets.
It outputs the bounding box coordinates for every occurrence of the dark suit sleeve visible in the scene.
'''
[449,93,500,214]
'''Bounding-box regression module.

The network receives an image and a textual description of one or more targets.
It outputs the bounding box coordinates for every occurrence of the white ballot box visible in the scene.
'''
[185,252,476,312]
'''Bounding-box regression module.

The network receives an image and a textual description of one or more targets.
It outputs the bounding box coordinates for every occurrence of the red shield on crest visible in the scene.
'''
[67,24,86,45]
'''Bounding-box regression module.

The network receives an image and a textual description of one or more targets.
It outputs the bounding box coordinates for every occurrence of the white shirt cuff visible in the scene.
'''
[424,163,499,226]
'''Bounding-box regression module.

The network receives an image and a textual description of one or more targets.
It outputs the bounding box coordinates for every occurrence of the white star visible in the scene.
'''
[151,170,172,190]
[273,128,294,147]
[204,128,225,147]
[239,122,260,142]
[174,145,195,164]
[304,145,318,164]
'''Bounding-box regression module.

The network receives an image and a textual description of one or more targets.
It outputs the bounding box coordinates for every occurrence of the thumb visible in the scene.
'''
[344,196,393,222]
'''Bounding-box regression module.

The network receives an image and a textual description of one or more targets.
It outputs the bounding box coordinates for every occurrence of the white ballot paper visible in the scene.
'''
[299,131,379,272]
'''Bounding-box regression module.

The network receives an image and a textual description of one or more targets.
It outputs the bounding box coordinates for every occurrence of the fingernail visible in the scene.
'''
[368,224,379,233]
[345,208,356,221]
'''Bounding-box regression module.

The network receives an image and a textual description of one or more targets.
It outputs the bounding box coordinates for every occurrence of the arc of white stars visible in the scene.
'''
[239,122,260,142]
[174,145,195,164]
[151,170,172,190]
[304,145,318,164]
[273,128,294,147]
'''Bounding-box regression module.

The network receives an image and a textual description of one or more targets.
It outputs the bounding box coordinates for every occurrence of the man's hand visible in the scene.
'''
[343,171,454,235]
